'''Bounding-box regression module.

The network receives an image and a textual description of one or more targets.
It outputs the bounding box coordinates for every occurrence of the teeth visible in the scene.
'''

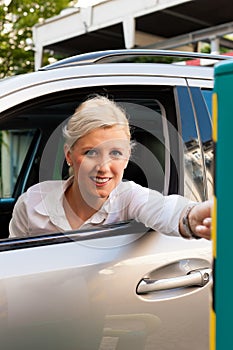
[93,177,109,183]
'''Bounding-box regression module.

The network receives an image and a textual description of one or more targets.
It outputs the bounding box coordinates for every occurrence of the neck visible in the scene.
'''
[64,181,104,223]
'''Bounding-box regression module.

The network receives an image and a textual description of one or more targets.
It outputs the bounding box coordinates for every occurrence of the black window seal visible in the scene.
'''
[0,220,148,252]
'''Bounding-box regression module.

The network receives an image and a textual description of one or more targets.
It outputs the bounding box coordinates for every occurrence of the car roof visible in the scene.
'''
[0,63,213,97]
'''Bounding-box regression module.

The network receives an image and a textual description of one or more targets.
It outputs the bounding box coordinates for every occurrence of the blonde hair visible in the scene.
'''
[63,95,131,149]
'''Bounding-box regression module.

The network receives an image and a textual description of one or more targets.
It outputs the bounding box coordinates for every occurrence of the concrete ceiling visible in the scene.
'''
[33,0,233,69]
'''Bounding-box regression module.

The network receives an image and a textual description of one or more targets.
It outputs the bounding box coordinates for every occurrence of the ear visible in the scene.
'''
[64,144,72,165]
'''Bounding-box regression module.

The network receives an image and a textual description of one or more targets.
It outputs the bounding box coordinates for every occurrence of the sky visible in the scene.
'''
[77,0,106,7]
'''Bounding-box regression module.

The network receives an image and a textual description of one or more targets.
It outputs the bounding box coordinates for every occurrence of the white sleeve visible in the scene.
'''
[9,193,29,238]
[126,183,192,236]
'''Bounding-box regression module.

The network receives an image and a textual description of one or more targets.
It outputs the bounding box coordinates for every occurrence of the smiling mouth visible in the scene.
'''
[90,176,111,185]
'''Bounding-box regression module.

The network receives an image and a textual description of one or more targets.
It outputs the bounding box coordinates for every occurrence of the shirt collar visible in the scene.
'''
[34,177,73,230]
[33,177,118,230]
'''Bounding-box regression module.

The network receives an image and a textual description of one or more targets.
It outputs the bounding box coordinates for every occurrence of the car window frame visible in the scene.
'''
[0,76,188,246]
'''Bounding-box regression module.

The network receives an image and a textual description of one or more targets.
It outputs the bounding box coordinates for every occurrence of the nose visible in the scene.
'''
[95,155,111,173]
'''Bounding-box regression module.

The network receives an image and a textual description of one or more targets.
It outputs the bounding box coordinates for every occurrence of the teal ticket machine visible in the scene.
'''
[212,59,233,350]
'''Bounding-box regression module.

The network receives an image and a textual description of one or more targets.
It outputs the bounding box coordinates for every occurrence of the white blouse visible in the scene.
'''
[9,177,191,238]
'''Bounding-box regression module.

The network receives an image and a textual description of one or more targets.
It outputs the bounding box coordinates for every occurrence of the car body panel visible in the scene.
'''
[0,228,212,350]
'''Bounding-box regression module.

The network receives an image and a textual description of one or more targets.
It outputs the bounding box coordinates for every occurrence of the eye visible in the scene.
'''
[110,150,123,158]
[84,149,98,157]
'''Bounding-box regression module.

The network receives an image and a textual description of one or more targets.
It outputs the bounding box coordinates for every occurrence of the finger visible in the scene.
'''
[195,225,211,240]
[203,217,211,227]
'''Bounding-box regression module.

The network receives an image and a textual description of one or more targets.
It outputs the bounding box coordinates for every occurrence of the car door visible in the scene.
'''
[0,68,212,350]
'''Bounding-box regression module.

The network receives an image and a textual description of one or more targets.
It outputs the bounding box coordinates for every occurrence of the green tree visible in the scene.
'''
[0,0,71,78]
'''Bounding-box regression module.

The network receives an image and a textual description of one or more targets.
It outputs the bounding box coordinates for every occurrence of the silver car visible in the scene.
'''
[0,50,224,350]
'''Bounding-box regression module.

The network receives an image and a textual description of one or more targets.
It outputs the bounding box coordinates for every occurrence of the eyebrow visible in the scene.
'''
[81,143,126,149]
[81,146,96,150]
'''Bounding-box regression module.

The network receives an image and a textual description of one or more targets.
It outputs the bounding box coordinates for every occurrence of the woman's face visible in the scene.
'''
[65,125,130,204]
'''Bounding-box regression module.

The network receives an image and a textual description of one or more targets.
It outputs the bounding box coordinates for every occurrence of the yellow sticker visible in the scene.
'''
[212,93,218,143]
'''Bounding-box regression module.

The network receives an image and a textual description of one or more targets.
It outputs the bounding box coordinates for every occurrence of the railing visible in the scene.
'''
[40,49,232,70]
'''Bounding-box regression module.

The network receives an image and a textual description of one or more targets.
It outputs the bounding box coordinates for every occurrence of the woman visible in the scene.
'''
[9,95,211,239]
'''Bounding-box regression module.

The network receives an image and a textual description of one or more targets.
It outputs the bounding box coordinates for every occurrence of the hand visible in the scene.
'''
[188,200,212,240]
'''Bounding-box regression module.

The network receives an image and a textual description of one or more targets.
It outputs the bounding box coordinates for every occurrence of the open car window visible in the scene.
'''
[0,85,178,242]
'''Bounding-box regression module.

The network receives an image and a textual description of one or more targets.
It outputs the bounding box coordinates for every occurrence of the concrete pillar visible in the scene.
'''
[34,46,43,71]
[122,16,135,49]
[210,37,220,55]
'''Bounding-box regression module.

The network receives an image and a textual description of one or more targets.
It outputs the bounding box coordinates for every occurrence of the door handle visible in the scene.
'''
[137,268,211,294]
